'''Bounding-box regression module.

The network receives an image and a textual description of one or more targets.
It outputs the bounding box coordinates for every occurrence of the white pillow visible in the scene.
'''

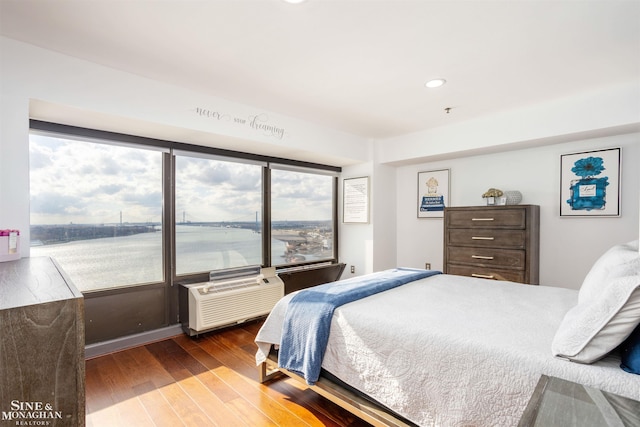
[579,240,640,304]
[552,274,640,363]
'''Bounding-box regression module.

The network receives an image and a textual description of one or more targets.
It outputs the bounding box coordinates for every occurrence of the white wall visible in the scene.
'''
[0,37,369,255]
[338,145,399,278]
[371,160,397,272]
[378,82,640,166]
[2,35,639,290]
[339,161,375,277]
[395,134,639,289]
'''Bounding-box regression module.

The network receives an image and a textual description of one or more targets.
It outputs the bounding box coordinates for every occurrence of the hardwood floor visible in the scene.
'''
[85,319,372,426]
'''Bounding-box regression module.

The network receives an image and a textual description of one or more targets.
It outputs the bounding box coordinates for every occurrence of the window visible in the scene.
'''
[270,166,336,266]
[29,133,164,292]
[174,153,263,275]
[29,121,340,294]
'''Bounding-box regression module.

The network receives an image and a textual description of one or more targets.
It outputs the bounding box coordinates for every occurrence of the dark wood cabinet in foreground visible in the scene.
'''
[444,205,540,284]
[0,257,85,426]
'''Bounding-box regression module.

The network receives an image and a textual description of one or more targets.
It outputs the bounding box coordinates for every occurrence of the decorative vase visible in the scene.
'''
[504,191,522,205]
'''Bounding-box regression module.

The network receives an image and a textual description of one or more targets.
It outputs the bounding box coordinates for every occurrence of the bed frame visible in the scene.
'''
[259,351,417,427]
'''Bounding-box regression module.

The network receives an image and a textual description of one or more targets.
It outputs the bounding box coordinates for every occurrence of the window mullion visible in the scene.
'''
[263,166,272,267]
[164,152,177,324]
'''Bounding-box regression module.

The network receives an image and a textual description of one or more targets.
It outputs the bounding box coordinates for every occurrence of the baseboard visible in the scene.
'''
[85,324,184,359]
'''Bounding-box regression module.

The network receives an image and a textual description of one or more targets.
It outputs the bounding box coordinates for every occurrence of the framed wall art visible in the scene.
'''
[343,176,370,223]
[560,147,620,217]
[417,169,450,218]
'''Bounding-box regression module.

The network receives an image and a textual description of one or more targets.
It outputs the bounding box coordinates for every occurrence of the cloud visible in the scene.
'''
[270,170,333,220]
[29,133,333,224]
[97,156,122,175]
[95,184,124,196]
[122,191,162,209]
[31,193,87,216]
[229,167,261,192]
[29,144,53,169]
[272,170,332,200]
[30,135,164,224]
[174,156,264,221]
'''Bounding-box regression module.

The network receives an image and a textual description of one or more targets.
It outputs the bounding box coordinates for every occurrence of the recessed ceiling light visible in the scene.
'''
[283,0,307,3]
[425,79,446,88]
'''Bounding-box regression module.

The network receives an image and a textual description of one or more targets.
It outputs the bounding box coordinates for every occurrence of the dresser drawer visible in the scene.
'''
[447,246,525,269]
[447,229,526,249]
[443,205,539,284]
[446,208,526,229]
[446,264,526,283]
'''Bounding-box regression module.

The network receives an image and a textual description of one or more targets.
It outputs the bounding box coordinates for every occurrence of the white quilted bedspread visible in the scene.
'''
[256,274,640,427]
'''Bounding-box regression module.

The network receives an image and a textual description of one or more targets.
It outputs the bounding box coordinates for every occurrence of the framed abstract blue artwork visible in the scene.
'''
[560,148,620,217]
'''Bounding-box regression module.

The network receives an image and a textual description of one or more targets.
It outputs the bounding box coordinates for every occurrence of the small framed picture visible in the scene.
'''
[417,169,450,218]
[560,147,621,217]
[343,176,370,223]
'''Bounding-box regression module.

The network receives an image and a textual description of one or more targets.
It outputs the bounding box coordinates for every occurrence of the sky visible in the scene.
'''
[29,133,333,225]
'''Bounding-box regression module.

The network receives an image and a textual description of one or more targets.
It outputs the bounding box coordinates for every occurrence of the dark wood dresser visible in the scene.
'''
[443,205,540,284]
[0,257,85,426]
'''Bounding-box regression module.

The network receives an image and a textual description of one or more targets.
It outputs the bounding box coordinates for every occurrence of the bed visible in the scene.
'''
[255,241,640,426]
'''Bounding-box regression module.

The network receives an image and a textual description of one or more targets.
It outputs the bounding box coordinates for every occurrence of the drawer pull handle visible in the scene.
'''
[472,236,494,240]
[472,273,495,279]
[471,218,494,221]
[472,255,494,260]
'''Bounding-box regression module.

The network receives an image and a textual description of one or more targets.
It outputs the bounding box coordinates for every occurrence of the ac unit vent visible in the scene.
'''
[188,278,283,333]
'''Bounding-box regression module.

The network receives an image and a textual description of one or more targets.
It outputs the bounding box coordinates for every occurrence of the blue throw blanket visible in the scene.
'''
[278,268,441,385]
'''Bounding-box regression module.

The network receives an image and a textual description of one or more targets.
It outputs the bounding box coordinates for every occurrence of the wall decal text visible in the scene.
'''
[195,107,285,139]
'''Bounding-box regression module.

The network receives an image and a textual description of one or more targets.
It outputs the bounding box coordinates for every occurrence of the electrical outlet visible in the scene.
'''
[350,265,355,274]
[425,263,431,270]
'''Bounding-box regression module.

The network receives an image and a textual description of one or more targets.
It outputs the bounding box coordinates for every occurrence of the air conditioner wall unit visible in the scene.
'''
[180,266,284,336]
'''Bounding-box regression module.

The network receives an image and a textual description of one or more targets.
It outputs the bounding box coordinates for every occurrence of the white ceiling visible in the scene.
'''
[1,0,639,141]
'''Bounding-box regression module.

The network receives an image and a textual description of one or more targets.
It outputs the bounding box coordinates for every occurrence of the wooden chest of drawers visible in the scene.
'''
[443,205,540,284]
[0,257,85,426]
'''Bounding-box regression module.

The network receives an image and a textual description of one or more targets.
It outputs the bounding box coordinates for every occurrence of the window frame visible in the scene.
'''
[268,163,339,268]
[29,119,341,291]
[29,129,168,291]
[172,150,266,278]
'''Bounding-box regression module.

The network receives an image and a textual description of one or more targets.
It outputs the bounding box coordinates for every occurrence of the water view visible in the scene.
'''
[29,133,336,292]
[31,224,331,292]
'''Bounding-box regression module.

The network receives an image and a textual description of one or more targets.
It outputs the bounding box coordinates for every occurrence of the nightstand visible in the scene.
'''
[518,375,640,427]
